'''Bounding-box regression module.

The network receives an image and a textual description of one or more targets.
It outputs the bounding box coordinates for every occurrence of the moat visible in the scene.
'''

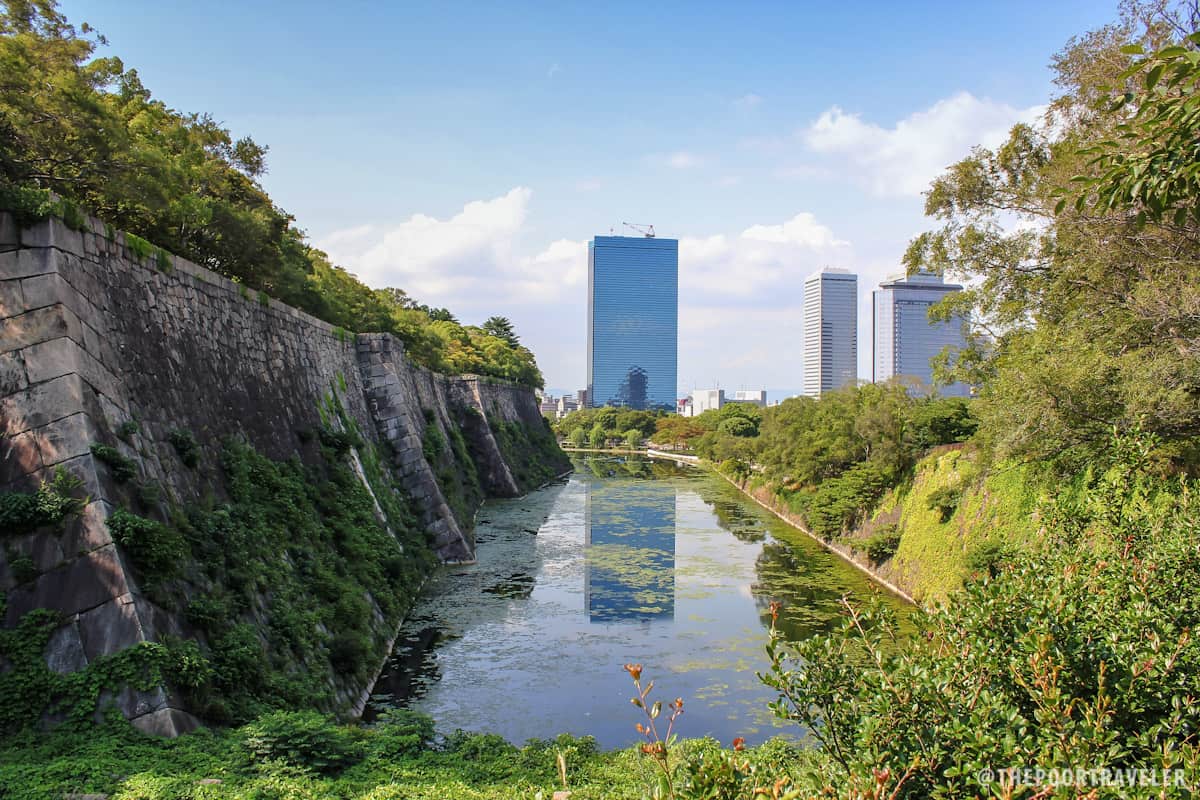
[367,455,913,748]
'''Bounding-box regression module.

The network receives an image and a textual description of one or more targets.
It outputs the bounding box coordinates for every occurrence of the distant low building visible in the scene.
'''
[556,395,579,418]
[730,389,766,407]
[540,396,559,416]
[687,388,724,417]
[677,397,692,416]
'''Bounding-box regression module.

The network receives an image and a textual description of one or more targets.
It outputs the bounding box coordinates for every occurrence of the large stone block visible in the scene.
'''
[0,349,27,394]
[21,217,83,254]
[0,279,24,319]
[1,306,83,355]
[0,212,17,250]
[77,592,146,660]
[0,373,86,436]
[4,544,130,624]
[131,705,202,738]
[22,333,84,383]
[0,247,56,280]
[59,498,115,558]
[0,429,42,485]
[45,619,89,674]
[19,273,66,312]
[30,412,99,467]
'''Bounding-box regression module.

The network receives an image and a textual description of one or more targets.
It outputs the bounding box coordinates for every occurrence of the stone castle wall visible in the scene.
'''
[0,211,555,733]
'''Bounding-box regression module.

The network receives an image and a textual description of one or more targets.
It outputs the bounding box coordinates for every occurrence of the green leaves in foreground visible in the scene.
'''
[762,433,1200,798]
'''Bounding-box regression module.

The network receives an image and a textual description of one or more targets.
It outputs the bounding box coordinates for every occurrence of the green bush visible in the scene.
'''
[367,709,435,759]
[90,443,136,483]
[241,711,364,774]
[926,482,962,523]
[9,554,38,584]
[0,468,86,536]
[116,419,140,440]
[423,422,446,463]
[167,429,199,468]
[762,434,1200,798]
[863,527,901,564]
[964,539,1011,578]
[107,508,187,579]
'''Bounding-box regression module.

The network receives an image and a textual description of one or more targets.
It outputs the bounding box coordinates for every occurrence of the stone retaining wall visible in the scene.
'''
[0,211,554,732]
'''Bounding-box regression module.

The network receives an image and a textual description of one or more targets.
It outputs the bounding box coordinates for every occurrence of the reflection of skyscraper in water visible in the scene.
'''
[583,475,676,622]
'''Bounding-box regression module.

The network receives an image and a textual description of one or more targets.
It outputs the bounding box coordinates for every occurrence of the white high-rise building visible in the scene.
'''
[802,268,858,397]
[872,271,970,397]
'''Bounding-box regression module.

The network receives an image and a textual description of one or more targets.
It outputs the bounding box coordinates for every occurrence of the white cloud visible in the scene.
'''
[680,211,850,301]
[656,151,703,169]
[318,187,532,300]
[801,91,1044,196]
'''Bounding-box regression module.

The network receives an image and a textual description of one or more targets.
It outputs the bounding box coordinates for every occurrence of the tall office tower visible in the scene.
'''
[872,270,970,396]
[587,235,678,410]
[802,268,858,396]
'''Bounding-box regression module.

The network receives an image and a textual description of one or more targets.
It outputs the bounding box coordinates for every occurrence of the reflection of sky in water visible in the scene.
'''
[368,456,913,748]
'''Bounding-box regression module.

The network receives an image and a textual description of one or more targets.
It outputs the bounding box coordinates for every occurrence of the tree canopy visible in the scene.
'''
[905,2,1200,471]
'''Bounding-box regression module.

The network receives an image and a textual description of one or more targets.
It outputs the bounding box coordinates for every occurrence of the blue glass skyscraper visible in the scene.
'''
[587,235,678,410]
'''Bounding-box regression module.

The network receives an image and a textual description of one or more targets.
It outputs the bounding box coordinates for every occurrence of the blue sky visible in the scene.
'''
[62,0,1117,397]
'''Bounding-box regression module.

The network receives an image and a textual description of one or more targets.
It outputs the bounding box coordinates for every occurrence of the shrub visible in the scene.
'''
[168,429,200,468]
[762,434,1200,798]
[624,429,641,450]
[135,480,161,510]
[926,483,962,523]
[0,468,87,536]
[90,443,136,483]
[964,539,1011,578]
[241,710,364,774]
[9,554,38,584]
[107,508,188,578]
[367,709,436,759]
[116,419,140,440]
[422,422,446,463]
[317,425,361,455]
[863,528,901,564]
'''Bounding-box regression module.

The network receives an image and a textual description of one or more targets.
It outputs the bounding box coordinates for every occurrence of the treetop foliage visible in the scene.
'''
[0,0,543,387]
[904,0,1200,472]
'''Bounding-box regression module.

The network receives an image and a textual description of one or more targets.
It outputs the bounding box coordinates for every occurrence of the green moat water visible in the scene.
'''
[368,455,913,747]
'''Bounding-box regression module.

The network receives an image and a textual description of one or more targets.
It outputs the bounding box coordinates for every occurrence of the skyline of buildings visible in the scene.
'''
[571,233,969,415]
[802,268,859,398]
[587,234,679,411]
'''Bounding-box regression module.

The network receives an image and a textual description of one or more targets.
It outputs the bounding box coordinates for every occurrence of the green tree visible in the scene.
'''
[567,427,586,448]
[481,316,519,348]
[623,429,641,450]
[588,423,605,449]
[904,4,1200,470]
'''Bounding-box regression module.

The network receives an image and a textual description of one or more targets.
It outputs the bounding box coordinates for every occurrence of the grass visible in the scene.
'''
[0,714,811,800]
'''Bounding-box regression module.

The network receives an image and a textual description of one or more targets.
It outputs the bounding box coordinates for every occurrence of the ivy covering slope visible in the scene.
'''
[0,1,543,387]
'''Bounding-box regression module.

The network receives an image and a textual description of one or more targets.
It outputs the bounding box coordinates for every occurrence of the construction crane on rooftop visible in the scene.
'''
[622,222,655,238]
